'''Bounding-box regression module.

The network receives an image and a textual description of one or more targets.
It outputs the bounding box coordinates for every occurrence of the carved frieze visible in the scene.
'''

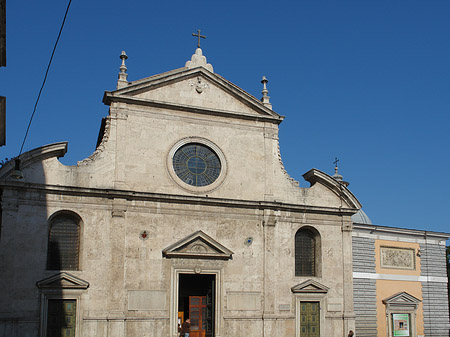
[380,246,415,270]
[180,242,212,254]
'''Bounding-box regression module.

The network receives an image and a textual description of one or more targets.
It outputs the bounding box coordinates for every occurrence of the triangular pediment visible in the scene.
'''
[163,230,233,260]
[383,292,421,305]
[103,67,283,123]
[36,272,89,289]
[291,279,329,294]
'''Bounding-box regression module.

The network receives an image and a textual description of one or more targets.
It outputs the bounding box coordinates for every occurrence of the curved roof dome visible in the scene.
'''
[352,209,372,225]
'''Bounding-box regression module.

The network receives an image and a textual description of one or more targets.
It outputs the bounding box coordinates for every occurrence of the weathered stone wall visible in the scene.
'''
[0,184,355,337]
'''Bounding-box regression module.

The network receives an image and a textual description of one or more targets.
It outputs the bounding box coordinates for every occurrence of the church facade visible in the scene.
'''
[0,48,448,337]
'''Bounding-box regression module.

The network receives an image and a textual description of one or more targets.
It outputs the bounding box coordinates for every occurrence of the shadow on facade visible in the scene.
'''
[0,143,84,337]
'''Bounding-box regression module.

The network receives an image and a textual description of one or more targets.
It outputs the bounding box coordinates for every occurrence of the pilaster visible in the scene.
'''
[341,217,356,334]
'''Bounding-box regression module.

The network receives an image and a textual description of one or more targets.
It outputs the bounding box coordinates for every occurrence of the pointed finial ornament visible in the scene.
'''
[261,76,272,109]
[117,51,128,89]
[185,48,214,72]
[332,157,349,187]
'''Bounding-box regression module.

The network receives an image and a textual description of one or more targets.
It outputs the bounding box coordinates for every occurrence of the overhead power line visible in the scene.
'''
[18,0,73,157]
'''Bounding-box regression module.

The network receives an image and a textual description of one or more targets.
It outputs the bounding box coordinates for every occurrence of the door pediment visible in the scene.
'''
[36,272,89,289]
[382,291,421,307]
[163,230,233,260]
[291,279,329,294]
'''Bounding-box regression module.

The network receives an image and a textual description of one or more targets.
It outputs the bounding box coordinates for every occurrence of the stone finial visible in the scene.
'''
[333,166,343,182]
[185,48,214,73]
[117,51,128,89]
[332,158,349,187]
[261,76,272,109]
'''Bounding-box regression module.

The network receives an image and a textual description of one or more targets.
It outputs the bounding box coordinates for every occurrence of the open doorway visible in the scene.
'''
[178,274,215,337]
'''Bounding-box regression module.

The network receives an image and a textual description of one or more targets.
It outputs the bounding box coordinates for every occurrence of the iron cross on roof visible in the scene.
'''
[333,157,339,167]
[192,29,206,48]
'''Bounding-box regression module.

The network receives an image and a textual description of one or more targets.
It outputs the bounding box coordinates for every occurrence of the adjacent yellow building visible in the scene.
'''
[352,216,449,337]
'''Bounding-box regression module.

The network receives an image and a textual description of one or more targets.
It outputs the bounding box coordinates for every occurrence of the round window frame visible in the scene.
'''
[167,137,228,194]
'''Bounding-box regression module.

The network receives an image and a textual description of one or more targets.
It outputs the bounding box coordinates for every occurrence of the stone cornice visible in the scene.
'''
[353,223,450,240]
[103,93,283,124]
[0,142,68,179]
[0,181,358,216]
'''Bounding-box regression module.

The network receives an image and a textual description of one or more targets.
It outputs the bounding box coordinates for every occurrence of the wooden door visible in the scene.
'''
[189,296,206,337]
[300,302,320,337]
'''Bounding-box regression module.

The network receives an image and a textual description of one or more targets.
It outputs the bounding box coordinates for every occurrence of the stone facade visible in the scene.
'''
[0,49,360,337]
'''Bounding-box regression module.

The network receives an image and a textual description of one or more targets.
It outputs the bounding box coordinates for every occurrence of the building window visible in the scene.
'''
[47,213,81,270]
[295,227,319,276]
[172,143,221,187]
[167,137,228,194]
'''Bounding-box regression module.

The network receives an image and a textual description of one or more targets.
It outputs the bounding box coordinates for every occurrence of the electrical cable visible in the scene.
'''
[18,0,72,157]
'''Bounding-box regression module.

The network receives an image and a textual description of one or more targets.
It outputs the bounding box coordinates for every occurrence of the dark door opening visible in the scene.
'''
[47,299,76,337]
[179,274,215,337]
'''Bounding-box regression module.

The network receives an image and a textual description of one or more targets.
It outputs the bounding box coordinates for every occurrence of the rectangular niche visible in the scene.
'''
[227,292,261,311]
[128,290,166,311]
[380,246,416,270]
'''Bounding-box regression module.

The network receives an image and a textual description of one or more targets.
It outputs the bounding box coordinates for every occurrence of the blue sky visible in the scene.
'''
[1,0,449,236]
